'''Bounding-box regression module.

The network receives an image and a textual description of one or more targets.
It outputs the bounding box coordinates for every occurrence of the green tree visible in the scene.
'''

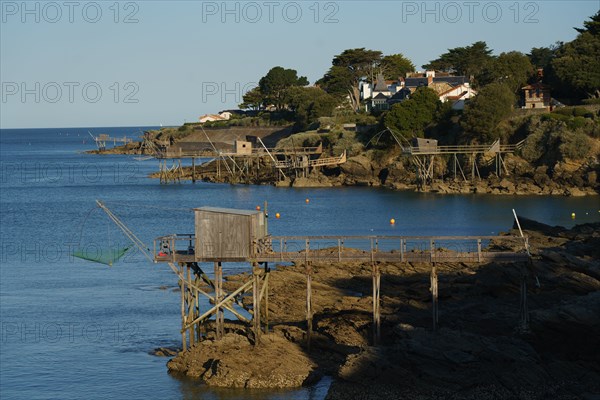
[528,43,561,70]
[423,41,493,81]
[384,87,441,138]
[285,86,338,127]
[317,48,383,111]
[381,54,415,80]
[551,11,600,99]
[259,66,309,110]
[460,83,515,143]
[479,51,534,93]
[238,86,263,110]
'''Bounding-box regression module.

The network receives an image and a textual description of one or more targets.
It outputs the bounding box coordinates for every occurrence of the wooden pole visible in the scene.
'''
[252,262,261,345]
[431,263,438,331]
[187,265,195,345]
[264,263,269,333]
[191,157,196,183]
[195,275,201,343]
[180,264,187,351]
[372,262,381,345]
[214,262,224,340]
[306,261,313,351]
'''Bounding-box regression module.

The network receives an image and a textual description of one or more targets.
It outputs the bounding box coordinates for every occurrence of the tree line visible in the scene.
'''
[237,12,600,140]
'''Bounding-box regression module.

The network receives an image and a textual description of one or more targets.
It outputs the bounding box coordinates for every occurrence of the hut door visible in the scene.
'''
[199,218,218,258]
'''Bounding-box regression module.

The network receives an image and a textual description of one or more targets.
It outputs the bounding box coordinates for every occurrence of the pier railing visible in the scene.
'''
[401,140,524,156]
[154,234,529,264]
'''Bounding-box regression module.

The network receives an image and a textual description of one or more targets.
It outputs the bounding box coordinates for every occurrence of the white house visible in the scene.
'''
[198,111,233,123]
[437,83,478,110]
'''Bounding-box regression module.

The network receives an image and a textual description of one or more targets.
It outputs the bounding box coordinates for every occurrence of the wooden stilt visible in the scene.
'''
[431,263,438,331]
[191,157,196,183]
[252,262,261,344]
[306,262,313,351]
[372,262,381,345]
[214,262,224,339]
[264,263,270,333]
[195,274,201,342]
[187,265,195,345]
[180,264,187,351]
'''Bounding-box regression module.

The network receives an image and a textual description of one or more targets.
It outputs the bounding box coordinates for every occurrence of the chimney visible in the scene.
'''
[427,75,433,85]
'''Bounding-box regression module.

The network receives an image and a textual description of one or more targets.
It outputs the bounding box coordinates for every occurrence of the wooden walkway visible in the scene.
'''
[154,232,529,350]
[91,133,133,151]
[155,234,529,264]
[156,144,323,160]
[402,140,524,156]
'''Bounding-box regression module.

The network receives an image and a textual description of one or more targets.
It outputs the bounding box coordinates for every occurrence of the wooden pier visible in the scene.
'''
[138,127,347,184]
[401,138,525,186]
[152,206,531,350]
[91,133,133,151]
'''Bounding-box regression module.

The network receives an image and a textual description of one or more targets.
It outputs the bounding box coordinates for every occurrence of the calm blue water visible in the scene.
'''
[1,128,598,400]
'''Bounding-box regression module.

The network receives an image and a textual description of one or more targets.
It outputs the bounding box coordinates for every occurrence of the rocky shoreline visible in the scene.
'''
[139,142,599,195]
[152,159,599,196]
[164,220,600,399]
[88,125,600,196]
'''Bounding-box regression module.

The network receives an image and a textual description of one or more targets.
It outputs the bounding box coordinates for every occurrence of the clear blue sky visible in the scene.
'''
[1,0,598,128]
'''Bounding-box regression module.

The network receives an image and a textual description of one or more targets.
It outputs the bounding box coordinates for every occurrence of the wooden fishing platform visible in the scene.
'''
[401,138,525,184]
[91,133,133,151]
[138,127,346,184]
[151,206,531,351]
[155,234,528,264]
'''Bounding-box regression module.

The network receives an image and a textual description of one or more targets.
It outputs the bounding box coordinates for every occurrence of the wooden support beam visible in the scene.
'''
[194,275,201,343]
[214,262,224,340]
[264,264,270,333]
[252,262,261,345]
[306,262,313,351]
[180,264,187,351]
[400,238,405,262]
[191,157,196,183]
[187,266,195,346]
[185,278,253,329]
[431,263,439,331]
[372,262,381,345]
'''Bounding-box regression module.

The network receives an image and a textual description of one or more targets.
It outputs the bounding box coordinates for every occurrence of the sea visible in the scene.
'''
[1,127,598,400]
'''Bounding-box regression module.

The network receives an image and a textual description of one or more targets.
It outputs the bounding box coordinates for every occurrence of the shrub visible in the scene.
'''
[558,130,591,159]
[553,108,573,116]
[569,116,588,130]
[582,98,600,105]
[572,107,592,118]
[276,132,323,149]
[520,130,545,163]
[541,113,570,123]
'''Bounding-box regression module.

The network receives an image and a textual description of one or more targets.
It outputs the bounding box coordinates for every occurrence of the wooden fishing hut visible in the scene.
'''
[153,204,532,352]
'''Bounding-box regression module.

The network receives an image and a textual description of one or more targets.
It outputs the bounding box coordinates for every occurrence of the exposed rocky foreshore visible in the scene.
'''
[153,151,599,196]
[164,220,600,399]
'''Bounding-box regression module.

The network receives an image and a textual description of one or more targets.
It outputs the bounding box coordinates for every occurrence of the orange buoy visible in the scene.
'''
[275,213,281,219]
[305,198,310,204]
[390,218,396,225]
[256,206,261,211]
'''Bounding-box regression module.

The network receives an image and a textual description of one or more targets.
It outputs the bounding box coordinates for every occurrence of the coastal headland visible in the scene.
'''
[91,111,600,196]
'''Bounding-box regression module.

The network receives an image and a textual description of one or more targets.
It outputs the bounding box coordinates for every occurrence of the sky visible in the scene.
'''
[1,0,599,129]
